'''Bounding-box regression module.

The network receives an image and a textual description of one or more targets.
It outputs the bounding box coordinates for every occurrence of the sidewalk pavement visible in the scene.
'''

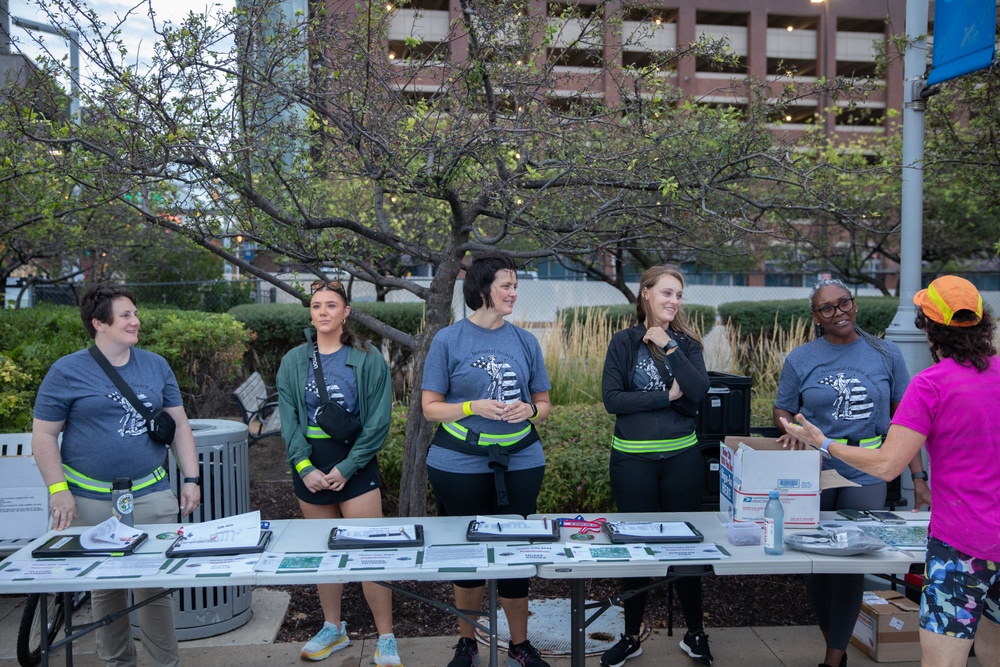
[1,588,978,667]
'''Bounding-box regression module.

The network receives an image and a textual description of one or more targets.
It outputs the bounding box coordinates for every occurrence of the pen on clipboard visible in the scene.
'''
[400,527,410,540]
[543,517,549,530]
[497,522,503,533]
[660,523,664,533]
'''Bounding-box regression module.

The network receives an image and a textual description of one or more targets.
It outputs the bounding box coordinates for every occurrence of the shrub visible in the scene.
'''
[0,355,35,432]
[534,404,615,514]
[0,305,250,426]
[228,302,425,394]
[718,297,899,339]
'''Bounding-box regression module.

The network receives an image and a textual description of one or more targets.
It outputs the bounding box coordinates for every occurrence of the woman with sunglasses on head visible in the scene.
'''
[773,278,926,667]
[276,280,400,666]
[782,276,1000,667]
[600,265,712,667]
[421,251,552,667]
[32,283,201,667]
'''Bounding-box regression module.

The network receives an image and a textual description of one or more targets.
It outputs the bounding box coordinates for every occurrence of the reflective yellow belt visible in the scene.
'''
[611,432,698,454]
[62,465,167,494]
[307,425,331,439]
[441,422,533,446]
[832,435,884,449]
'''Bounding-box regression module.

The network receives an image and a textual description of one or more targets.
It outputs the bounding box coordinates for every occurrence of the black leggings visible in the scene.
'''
[428,465,545,598]
[806,482,887,651]
[609,447,706,635]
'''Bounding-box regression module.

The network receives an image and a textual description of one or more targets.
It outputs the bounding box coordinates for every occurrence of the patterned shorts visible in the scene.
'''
[920,537,1000,638]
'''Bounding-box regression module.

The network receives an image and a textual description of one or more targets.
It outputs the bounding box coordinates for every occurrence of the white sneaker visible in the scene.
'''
[300,621,349,661]
[374,633,403,666]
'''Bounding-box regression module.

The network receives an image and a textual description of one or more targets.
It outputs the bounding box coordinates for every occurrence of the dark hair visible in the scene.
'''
[463,251,518,311]
[310,282,367,351]
[809,278,889,354]
[80,283,137,339]
[915,307,996,372]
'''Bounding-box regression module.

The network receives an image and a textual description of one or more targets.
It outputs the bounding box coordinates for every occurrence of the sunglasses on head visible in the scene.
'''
[310,280,345,294]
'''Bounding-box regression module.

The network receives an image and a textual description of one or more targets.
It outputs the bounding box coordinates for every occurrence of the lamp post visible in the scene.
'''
[811,0,830,135]
[10,15,80,122]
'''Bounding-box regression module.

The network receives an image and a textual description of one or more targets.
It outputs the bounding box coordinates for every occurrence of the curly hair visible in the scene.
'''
[914,308,996,372]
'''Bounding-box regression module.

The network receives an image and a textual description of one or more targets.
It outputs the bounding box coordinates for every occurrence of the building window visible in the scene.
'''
[696,10,749,75]
[548,47,603,68]
[836,106,885,127]
[388,39,450,62]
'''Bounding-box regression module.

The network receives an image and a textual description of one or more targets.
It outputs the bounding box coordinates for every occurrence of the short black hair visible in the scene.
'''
[80,283,137,339]
[463,251,518,310]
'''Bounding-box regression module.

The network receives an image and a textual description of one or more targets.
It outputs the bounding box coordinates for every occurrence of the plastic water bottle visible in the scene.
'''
[763,490,784,555]
[111,477,134,527]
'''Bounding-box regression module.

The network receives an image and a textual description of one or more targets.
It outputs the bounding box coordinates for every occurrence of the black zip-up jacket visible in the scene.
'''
[602,324,710,443]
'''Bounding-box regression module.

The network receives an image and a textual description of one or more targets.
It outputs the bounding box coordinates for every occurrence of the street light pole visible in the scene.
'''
[811,0,830,135]
[10,15,80,122]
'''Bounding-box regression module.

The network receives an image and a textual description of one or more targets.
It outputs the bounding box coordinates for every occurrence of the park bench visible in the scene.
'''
[232,372,282,445]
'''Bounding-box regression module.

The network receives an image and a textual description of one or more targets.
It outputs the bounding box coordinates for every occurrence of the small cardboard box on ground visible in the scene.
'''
[719,436,821,527]
[851,590,921,662]
[0,434,49,542]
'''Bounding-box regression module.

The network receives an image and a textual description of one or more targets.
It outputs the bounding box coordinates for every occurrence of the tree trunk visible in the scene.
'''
[396,255,464,516]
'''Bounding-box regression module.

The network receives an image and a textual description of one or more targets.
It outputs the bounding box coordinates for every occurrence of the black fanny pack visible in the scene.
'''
[305,328,363,447]
[432,423,539,506]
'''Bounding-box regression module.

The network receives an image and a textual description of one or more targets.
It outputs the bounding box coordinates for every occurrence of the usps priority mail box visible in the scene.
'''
[720,436,821,527]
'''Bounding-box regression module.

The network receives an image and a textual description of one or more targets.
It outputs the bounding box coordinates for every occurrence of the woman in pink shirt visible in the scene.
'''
[782,276,1000,667]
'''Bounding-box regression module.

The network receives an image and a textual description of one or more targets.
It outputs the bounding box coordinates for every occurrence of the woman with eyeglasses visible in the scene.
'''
[276,280,400,666]
[772,278,925,667]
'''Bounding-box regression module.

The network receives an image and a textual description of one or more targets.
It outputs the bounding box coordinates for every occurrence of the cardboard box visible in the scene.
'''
[0,456,49,541]
[719,436,821,527]
[851,590,921,662]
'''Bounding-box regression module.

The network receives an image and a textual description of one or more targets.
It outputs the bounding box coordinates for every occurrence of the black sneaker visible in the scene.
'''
[680,631,713,666]
[448,636,480,667]
[506,640,549,667]
[601,633,642,667]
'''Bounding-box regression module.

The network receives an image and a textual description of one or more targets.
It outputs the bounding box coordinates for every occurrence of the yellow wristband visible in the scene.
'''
[48,481,69,495]
[295,459,313,474]
[462,401,474,417]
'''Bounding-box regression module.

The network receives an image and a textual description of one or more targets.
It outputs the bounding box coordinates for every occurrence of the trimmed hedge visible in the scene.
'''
[0,305,250,425]
[378,403,617,515]
[557,303,717,337]
[227,302,425,384]
[718,297,900,339]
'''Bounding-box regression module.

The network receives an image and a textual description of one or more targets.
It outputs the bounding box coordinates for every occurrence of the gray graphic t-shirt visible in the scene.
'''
[774,337,909,484]
[422,319,551,473]
[34,347,182,499]
[304,345,359,425]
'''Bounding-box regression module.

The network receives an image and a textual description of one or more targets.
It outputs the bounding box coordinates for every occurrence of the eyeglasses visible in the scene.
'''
[310,280,344,294]
[813,297,855,318]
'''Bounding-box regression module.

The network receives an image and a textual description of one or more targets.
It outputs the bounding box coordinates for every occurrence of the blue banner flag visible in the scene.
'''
[925,0,997,86]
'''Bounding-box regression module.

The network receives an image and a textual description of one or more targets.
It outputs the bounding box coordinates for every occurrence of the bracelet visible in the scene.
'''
[183,476,201,485]
[462,401,474,417]
[820,438,833,453]
[911,471,928,482]
[528,403,539,420]
[294,459,313,474]
[48,481,69,495]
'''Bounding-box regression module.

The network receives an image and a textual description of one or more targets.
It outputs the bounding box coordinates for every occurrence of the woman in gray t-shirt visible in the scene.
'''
[421,251,552,667]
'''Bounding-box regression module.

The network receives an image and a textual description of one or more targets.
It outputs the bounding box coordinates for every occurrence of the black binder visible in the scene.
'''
[466,519,560,542]
[328,525,424,549]
[166,530,273,558]
[602,521,704,544]
[32,532,149,558]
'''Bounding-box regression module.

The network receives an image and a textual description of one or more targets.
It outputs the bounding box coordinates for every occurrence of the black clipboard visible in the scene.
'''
[602,521,704,544]
[166,530,272,558]
[466,519,560,542]
[328,525,424,549]
[32,532,149,558]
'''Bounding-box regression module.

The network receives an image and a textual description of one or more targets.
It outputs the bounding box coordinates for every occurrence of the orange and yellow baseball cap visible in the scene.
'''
[913,276,983,327]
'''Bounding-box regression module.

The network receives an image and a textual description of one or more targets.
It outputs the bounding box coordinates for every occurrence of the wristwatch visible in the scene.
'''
[183,476,202,485]
[663,338,678,352]
[911,471,928,482]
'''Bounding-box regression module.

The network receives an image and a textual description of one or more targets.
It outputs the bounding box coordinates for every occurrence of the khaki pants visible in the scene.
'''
[73,490,180,667]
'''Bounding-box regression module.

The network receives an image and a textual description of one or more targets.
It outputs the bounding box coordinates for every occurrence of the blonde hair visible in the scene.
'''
[636,265,702,347]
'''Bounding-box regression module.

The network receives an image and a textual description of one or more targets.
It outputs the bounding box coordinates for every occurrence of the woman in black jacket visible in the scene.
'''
[600,265,711,667]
